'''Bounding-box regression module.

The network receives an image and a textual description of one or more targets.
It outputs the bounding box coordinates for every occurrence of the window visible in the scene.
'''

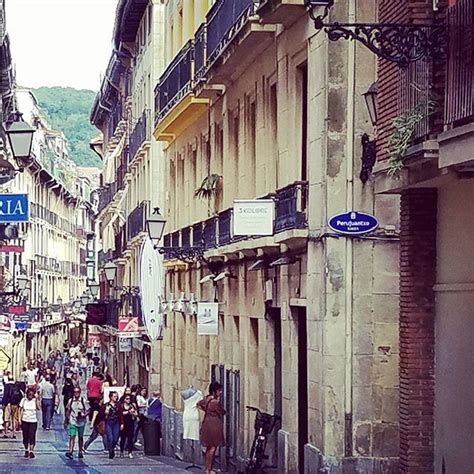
[297,63,308,181]
[270,83,278,188]
[232,111,240,196]
[248,99,257,195]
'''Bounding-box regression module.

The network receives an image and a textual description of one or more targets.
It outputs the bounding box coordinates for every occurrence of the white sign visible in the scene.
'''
[0,332,10,347]
[118,337,132,352]
[27,322,42,333]
[140,238,164,341]
[233,199,274,236]
[197,302,219,336]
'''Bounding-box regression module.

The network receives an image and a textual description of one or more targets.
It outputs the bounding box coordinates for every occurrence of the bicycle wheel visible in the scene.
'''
[246,437,265,473]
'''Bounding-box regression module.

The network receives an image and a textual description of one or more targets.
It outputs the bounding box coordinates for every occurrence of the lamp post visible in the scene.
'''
[41,298,48,322]
[363,82,378,127]
[360,82,378,184]
[5,111,35,164]
[87,280,100,299]
[146,207,167,243]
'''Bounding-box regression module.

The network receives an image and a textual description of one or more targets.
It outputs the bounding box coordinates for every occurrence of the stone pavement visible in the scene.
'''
[0,413,192,473]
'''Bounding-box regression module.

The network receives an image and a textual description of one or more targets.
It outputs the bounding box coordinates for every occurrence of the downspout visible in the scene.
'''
[344,0,356,458]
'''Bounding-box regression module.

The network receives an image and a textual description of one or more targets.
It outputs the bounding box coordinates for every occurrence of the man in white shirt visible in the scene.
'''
[38,376,55,430]
[24,365,38,389]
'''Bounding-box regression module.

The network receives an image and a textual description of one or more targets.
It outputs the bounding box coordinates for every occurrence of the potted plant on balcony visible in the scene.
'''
[195,173,222,216]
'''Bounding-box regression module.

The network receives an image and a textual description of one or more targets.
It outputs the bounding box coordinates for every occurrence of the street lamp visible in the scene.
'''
[146,207,167,243]
[80,293,90,306]
[57,296,63,306]
[88,280,100,298]
[16,274,28,292]
[5,112,35,161]
[42,298,48,309]
[363,82,378,127]
[103,261,118,284]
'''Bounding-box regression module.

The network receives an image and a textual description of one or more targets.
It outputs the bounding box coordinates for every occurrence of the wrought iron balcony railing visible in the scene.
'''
[445,0,474,126]
[161,182,308,260]
[194,24,207,82]
[98,249,114,267]
[107,100,124,142]
[155,40,194,125]
[127,201,149,242]
[129,110,151,160]
[274,181,308,233]
[206,0,255,68]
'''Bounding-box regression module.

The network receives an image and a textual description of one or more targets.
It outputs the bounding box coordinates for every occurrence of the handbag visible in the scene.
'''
[97,420,106,435]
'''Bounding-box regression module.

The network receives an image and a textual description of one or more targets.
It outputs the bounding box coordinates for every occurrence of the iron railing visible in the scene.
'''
[274,181,308,233]
[161,182,308,260]
[194,24,207,82]
[206,0,255,67]
[445,0,474,126]
[98,184,117,214]
[129,110,150,160]
[107,100,124,141]
[127,201,149,242]
[98,250,114,267]
[155,40,194,125]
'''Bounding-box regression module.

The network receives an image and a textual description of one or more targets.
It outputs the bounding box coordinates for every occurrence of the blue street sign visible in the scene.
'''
[328,211,379,235]
[14,322,28,331]
[0,194,29,223]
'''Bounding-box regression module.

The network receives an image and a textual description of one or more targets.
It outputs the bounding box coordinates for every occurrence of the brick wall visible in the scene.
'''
[399,189,437,473]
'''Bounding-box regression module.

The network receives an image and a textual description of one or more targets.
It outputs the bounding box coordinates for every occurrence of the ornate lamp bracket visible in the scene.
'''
[308,3,447,67]
[158,246,204,264]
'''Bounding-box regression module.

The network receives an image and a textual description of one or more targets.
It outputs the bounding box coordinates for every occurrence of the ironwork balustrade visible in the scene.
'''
[155,41,194,125]
[127,201,149,241]
[194,24,207,82]
[218,208,232,246]
[274,181,308,233]
[129,110,150,160]
[203,216,218,249]
[206,0,255,67]
[107,100,124,141]
[445,0,474,126]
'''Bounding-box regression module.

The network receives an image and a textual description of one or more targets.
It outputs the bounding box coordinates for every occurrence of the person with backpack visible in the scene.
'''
[3,377,23,439]
[64,387,89,459]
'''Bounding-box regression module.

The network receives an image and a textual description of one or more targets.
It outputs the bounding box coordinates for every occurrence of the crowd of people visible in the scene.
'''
[1,345,163,460]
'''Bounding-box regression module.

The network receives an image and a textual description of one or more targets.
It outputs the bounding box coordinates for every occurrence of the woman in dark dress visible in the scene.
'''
[198,382,225,474]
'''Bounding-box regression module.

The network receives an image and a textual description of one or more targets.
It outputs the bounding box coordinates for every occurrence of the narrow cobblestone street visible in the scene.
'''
[0,414,189,473]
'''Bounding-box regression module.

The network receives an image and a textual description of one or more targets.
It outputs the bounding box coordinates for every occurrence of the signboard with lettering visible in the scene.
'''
[118,336,132,352]
[0,194,29,223]
[233,199,274,236]
[118,316,139,333]
[328,211,379,236]
[0,348,11,370]
[197,302,219,336]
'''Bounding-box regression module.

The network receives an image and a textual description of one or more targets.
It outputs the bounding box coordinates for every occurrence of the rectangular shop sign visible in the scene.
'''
[14,322,28,331]
[87,333,102,348]
[0,245,24,253]
[118,316,139,333]
[233,199,274,236]
[197,302,219,336]
[118,336,132,352]
[8,305,26,315]
[0,194,29,223]
[0,332,10,347]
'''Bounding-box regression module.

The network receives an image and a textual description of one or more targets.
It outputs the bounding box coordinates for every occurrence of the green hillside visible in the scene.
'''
[33,87,101,167]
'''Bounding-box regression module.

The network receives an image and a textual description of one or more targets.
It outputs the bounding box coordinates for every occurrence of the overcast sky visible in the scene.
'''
[6,0,118,91]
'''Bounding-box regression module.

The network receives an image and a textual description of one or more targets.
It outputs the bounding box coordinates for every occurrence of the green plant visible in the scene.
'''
[195,174,222,199]
[386,99,437,178]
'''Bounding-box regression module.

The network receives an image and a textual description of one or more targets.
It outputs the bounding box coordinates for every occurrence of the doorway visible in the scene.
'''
[296,307,308,473]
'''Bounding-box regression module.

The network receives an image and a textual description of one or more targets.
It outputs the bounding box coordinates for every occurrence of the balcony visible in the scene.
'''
[106,100,124,144]
[97,183,117,214]
[205,0,276,84]
[129,110,151,162]
[154,41,209,142]
[438,0,474,170]
[257,0,306,26]
[162,181,308,260]
[98,249,114,267]
[127,201,149,243]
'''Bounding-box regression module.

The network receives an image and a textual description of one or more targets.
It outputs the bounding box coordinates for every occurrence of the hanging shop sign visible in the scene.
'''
[139,238,164,341]
[197,302,219,336]
[8,305,26,315]
[328,211,379,235]
[233,199,274,237]
[118,336,132,352]
[0,331,10,347]
[0,315,12,332]
[0,348,11,370]
[27,321,42,333]
[14,322,28,331]
[118,316,139,334]
[0,194,29,223]
[0,245,24,253]
[87,333,102,348]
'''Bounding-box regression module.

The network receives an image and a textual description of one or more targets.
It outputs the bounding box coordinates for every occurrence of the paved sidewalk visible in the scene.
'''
[0,414,191,473]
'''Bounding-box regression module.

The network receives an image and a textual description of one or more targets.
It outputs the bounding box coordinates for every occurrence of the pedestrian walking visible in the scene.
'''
[119,393,138,458]
[2,376,22,439]
[38,375,55,430]
[198,382,226,474]
[84,398,107,452]
[19,388,40,459]
[86,369,102,422]
[64,387,89,459]
[24,364,38,390]
[62,378,74,414]
[104,391,120,459]
[134,387,148,447]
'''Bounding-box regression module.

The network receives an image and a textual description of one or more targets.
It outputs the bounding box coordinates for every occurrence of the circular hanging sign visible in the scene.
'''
[328,211,379,235]
[139,237,164,341]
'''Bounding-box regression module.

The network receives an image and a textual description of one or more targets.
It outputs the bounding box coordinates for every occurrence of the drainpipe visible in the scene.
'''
[344,0,356,457]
